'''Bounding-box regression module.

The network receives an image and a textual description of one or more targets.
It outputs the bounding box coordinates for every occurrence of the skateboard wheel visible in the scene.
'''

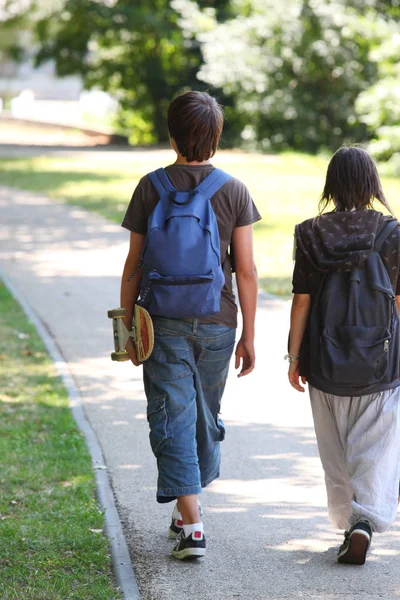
[111,351,130,362]
[108,308,126,318]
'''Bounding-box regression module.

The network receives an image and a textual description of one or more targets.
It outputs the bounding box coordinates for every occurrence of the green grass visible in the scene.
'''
[1,150,400,296]
[0,281,122,600]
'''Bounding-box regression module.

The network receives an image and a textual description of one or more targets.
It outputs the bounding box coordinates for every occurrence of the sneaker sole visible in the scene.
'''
[171,547,206,560]
[337,530,370,565]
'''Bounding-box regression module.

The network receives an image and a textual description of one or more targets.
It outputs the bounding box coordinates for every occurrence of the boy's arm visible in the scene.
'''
[232,224,258,377]
[288,293,311,392]
[120,231,146,366]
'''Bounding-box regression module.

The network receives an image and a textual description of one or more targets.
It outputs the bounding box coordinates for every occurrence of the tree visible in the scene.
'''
[0,1,30,74]
[32,0,229,143]
[197,0,397,152]
[3,0,399,151]
[0,0,64,99]
[356,14,400,172]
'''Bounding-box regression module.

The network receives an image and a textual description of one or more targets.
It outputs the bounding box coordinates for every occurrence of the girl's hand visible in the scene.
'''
[235,337,255,377]
[288,361,307,392]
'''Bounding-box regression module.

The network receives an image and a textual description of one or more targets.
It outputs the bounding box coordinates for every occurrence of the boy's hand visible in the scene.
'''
[235,337,255,377]
[126,338,140,367]
[288,361,307,392]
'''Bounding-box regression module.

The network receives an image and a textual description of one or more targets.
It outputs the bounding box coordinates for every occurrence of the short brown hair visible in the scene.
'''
[167,91,224,162]
[320,146,393,214]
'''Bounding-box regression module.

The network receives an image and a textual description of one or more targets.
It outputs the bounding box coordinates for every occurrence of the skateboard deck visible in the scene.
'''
[107,305,154,362]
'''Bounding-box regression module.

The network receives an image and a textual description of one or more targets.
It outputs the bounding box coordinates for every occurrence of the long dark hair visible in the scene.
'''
[319,146,394,216]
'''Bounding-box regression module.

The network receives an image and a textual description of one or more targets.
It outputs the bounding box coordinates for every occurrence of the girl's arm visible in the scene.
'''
[120,231,146,366]
[288,293,311,392]
[232,224,258,377]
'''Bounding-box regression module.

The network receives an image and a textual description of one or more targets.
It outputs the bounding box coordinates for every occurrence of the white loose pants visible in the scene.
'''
[309,384,400,532]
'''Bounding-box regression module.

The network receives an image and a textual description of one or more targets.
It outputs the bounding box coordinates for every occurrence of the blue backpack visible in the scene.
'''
[138,167,232,319]
[309,219,400,395]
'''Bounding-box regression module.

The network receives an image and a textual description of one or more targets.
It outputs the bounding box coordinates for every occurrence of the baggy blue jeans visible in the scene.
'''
[143,316,236,503]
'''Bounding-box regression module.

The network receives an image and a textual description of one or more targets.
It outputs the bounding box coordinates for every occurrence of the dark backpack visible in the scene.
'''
[138,167,232,319]
[308,219,400,395]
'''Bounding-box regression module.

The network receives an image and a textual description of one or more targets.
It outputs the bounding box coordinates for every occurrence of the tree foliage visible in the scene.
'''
[0,1,30,75]
[1,0,400,153]
[197,0,399,152]
[31,0,229,143]
[355,11,400,172]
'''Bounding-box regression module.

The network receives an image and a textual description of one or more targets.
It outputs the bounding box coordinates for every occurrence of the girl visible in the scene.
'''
[288,146,400,565]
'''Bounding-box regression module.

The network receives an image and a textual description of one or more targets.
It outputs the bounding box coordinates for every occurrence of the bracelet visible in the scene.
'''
[284,353,300,363]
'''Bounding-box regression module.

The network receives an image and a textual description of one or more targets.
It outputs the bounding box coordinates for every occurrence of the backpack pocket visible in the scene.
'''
[319,325,391,385]
[147,271,219,318]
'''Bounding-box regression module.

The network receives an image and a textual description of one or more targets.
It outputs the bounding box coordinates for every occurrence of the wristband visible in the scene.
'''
[284,353,300,364]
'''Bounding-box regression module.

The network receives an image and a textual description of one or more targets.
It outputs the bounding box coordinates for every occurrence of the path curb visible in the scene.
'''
[0,269,141,600]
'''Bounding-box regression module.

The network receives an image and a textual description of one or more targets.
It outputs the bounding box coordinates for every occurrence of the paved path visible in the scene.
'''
[1,186,400,600]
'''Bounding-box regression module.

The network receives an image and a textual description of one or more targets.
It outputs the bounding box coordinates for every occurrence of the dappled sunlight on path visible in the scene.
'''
[1,186,400,600]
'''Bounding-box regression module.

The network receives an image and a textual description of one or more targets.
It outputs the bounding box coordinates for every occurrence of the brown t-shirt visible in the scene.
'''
[121,163,261,328]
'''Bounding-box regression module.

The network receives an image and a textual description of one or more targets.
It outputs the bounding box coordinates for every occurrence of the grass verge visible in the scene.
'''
[0,280,122,600]
[1,150,399,297]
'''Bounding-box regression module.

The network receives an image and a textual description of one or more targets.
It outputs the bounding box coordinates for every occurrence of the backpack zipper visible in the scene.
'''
[151,278,211,286]
[385,294,395,352]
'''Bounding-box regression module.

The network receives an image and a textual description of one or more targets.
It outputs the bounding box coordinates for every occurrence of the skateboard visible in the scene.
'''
[107,305,154,362]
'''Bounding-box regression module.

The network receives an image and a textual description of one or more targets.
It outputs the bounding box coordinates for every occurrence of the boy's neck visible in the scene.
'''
[174,154,211,166]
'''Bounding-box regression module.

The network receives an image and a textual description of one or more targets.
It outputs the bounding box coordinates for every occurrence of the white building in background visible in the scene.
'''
[0,57,83,102]
[0,48,118,129]
[1,59,118,128]
[0,0,79,100]
[0,0,118,129]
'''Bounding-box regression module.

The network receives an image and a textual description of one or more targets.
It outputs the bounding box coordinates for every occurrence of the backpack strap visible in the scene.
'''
[195,168,232,197]
[147,168,177,197]
[374,219,398,251]
[148,167,232,200]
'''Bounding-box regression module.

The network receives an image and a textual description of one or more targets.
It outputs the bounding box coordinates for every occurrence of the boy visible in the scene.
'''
[120,91,260,560]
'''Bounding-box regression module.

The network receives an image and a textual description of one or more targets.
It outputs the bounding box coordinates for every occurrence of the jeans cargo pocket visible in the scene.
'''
[216,415,226,441]
[147,396,170,457]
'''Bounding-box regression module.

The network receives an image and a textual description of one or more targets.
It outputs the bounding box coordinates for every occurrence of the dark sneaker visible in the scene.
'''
[337,519,372,565]
[168,503,203,539]
[169,515,184,540]
[171,531,206,560]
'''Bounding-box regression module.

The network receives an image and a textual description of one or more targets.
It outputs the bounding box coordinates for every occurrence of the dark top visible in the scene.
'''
[122,163,261,328]
[293,210,400,297]
[292,209,400,390]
